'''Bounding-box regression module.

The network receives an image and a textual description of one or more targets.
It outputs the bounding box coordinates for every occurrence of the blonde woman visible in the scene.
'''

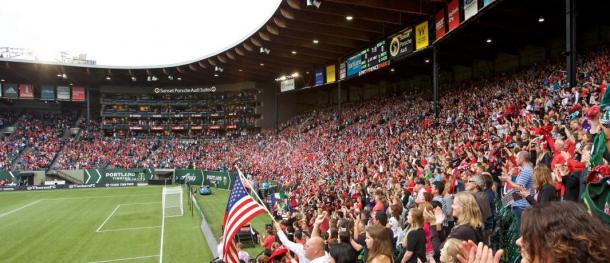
[400,208,427,263]
[439,238,464,263]
[447,192,483,243]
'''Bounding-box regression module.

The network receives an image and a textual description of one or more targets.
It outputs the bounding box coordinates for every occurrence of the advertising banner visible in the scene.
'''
[314,67,324,86]
[3,84,17,98]
[346,54,361,77]
[339,61,346,80]
[84,169,151,186]
[325,64,336,83]
[57,86,70,100]
[415,21,429,50]
[19,84,34,99]
[464,0,478,21]
[72,86,85,101]
[40,85,55,100]
[280,78,295,92]
[388,27,414,61]
[435,9,446,40]
[448,0,460,31]
[175,169,236,189]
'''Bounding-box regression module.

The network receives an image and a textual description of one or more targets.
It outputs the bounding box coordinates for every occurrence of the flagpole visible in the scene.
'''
[235,166,278,224]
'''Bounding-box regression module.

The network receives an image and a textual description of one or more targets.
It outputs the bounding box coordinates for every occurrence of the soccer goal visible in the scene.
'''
[163,186,183,218]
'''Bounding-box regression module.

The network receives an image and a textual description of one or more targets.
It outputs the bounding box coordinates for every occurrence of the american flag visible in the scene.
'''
[222,172,266,263]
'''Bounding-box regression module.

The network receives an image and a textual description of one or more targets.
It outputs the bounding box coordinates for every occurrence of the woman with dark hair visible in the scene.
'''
[517,201,610,263]
[365,224,394,263]
[518,165,557,205]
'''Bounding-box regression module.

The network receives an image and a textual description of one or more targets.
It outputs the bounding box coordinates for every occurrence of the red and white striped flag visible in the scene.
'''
[221,171,266,263]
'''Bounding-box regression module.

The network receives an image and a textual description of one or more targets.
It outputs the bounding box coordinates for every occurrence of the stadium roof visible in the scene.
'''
[0,0,604,87]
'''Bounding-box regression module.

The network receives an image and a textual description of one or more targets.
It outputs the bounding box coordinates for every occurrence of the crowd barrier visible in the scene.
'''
[0,169,236,191]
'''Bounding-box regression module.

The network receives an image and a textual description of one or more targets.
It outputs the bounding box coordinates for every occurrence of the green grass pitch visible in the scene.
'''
[0,186,212,263]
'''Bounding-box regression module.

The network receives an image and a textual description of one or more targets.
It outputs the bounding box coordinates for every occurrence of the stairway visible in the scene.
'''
[46,170,83,184]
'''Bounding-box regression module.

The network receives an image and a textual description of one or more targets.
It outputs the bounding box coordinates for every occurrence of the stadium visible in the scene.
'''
[1,0,609,262]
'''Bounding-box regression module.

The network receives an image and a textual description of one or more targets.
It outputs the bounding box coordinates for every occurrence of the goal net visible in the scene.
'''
[163,186,183,217]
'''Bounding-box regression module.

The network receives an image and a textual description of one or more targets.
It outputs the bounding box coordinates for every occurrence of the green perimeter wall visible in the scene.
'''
[1,169,236,189]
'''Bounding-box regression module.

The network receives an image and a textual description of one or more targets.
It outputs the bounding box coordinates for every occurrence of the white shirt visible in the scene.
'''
[310,253,331,263]
[277,230,309,263]
[238,250,250,263]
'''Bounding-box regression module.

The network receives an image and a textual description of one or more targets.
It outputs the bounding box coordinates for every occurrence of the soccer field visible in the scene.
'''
[0,186,212,263]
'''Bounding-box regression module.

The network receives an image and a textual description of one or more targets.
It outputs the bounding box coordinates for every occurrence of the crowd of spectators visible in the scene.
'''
[234,49,610,263]
[12,113,76,170]
[1,47,610,262]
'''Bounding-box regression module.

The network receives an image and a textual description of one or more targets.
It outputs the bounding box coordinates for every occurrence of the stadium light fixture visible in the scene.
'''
[177,77,182,81]
[105,76,111,80]
[291,72,299,77]
[313,39,319,44]
[425,59,430,63]
[57,74,62,77]
[390,68,395,72]
[291,50,297,55]
[69,83,73,86]
[260,63,265,66]
[214,73,219,77]
[486,38,492,44]
[345,16,353,21]
[238,69,243,72]
[131,76,137,81]
[1,79,5,82]
[538,17,545,23]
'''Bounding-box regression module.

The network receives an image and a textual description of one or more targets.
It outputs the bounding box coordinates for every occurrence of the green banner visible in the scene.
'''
[175,169,204,185]
[85,169,152,185]
[0,171,17,185]
[175,169,236,189]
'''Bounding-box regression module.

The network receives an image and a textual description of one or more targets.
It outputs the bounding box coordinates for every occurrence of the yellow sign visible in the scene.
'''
[326,64,336,83]
[415,21,429,50]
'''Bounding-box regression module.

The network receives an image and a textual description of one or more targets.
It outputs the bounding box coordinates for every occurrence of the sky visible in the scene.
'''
[0,0,282,68]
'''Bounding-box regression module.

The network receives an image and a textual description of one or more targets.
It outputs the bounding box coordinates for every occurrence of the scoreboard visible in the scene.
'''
[345,39,389,78]
[358,39,389,76]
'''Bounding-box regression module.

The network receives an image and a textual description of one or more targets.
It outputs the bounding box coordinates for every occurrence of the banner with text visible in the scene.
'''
[280,78,295,92]
[415,21,429,50]
[388,27,414,61]
[19,84,34,99]
[85,169,151,186]
[72,86,85,101]
[448,0,460,31]
[326,65,336,83]
[464,0,478,21]
[3,84,17,98]
[175,169,236,189]
[40,85,55,100]
[315,68,324,86]
[57,86,70,100]
[435,9,446,40]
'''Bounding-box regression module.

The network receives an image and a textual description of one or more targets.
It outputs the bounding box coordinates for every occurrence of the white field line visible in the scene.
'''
[0,200,41,219]
[164,214,182,218]
[42,193,159,201]
[88,254,160,263]
[119,202,158,206]
[96,205,121,232]
[98,226,161,232]
[159,185,166,263]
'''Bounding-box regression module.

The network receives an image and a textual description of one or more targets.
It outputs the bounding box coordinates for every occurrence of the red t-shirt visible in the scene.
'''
[263,234,276,249]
